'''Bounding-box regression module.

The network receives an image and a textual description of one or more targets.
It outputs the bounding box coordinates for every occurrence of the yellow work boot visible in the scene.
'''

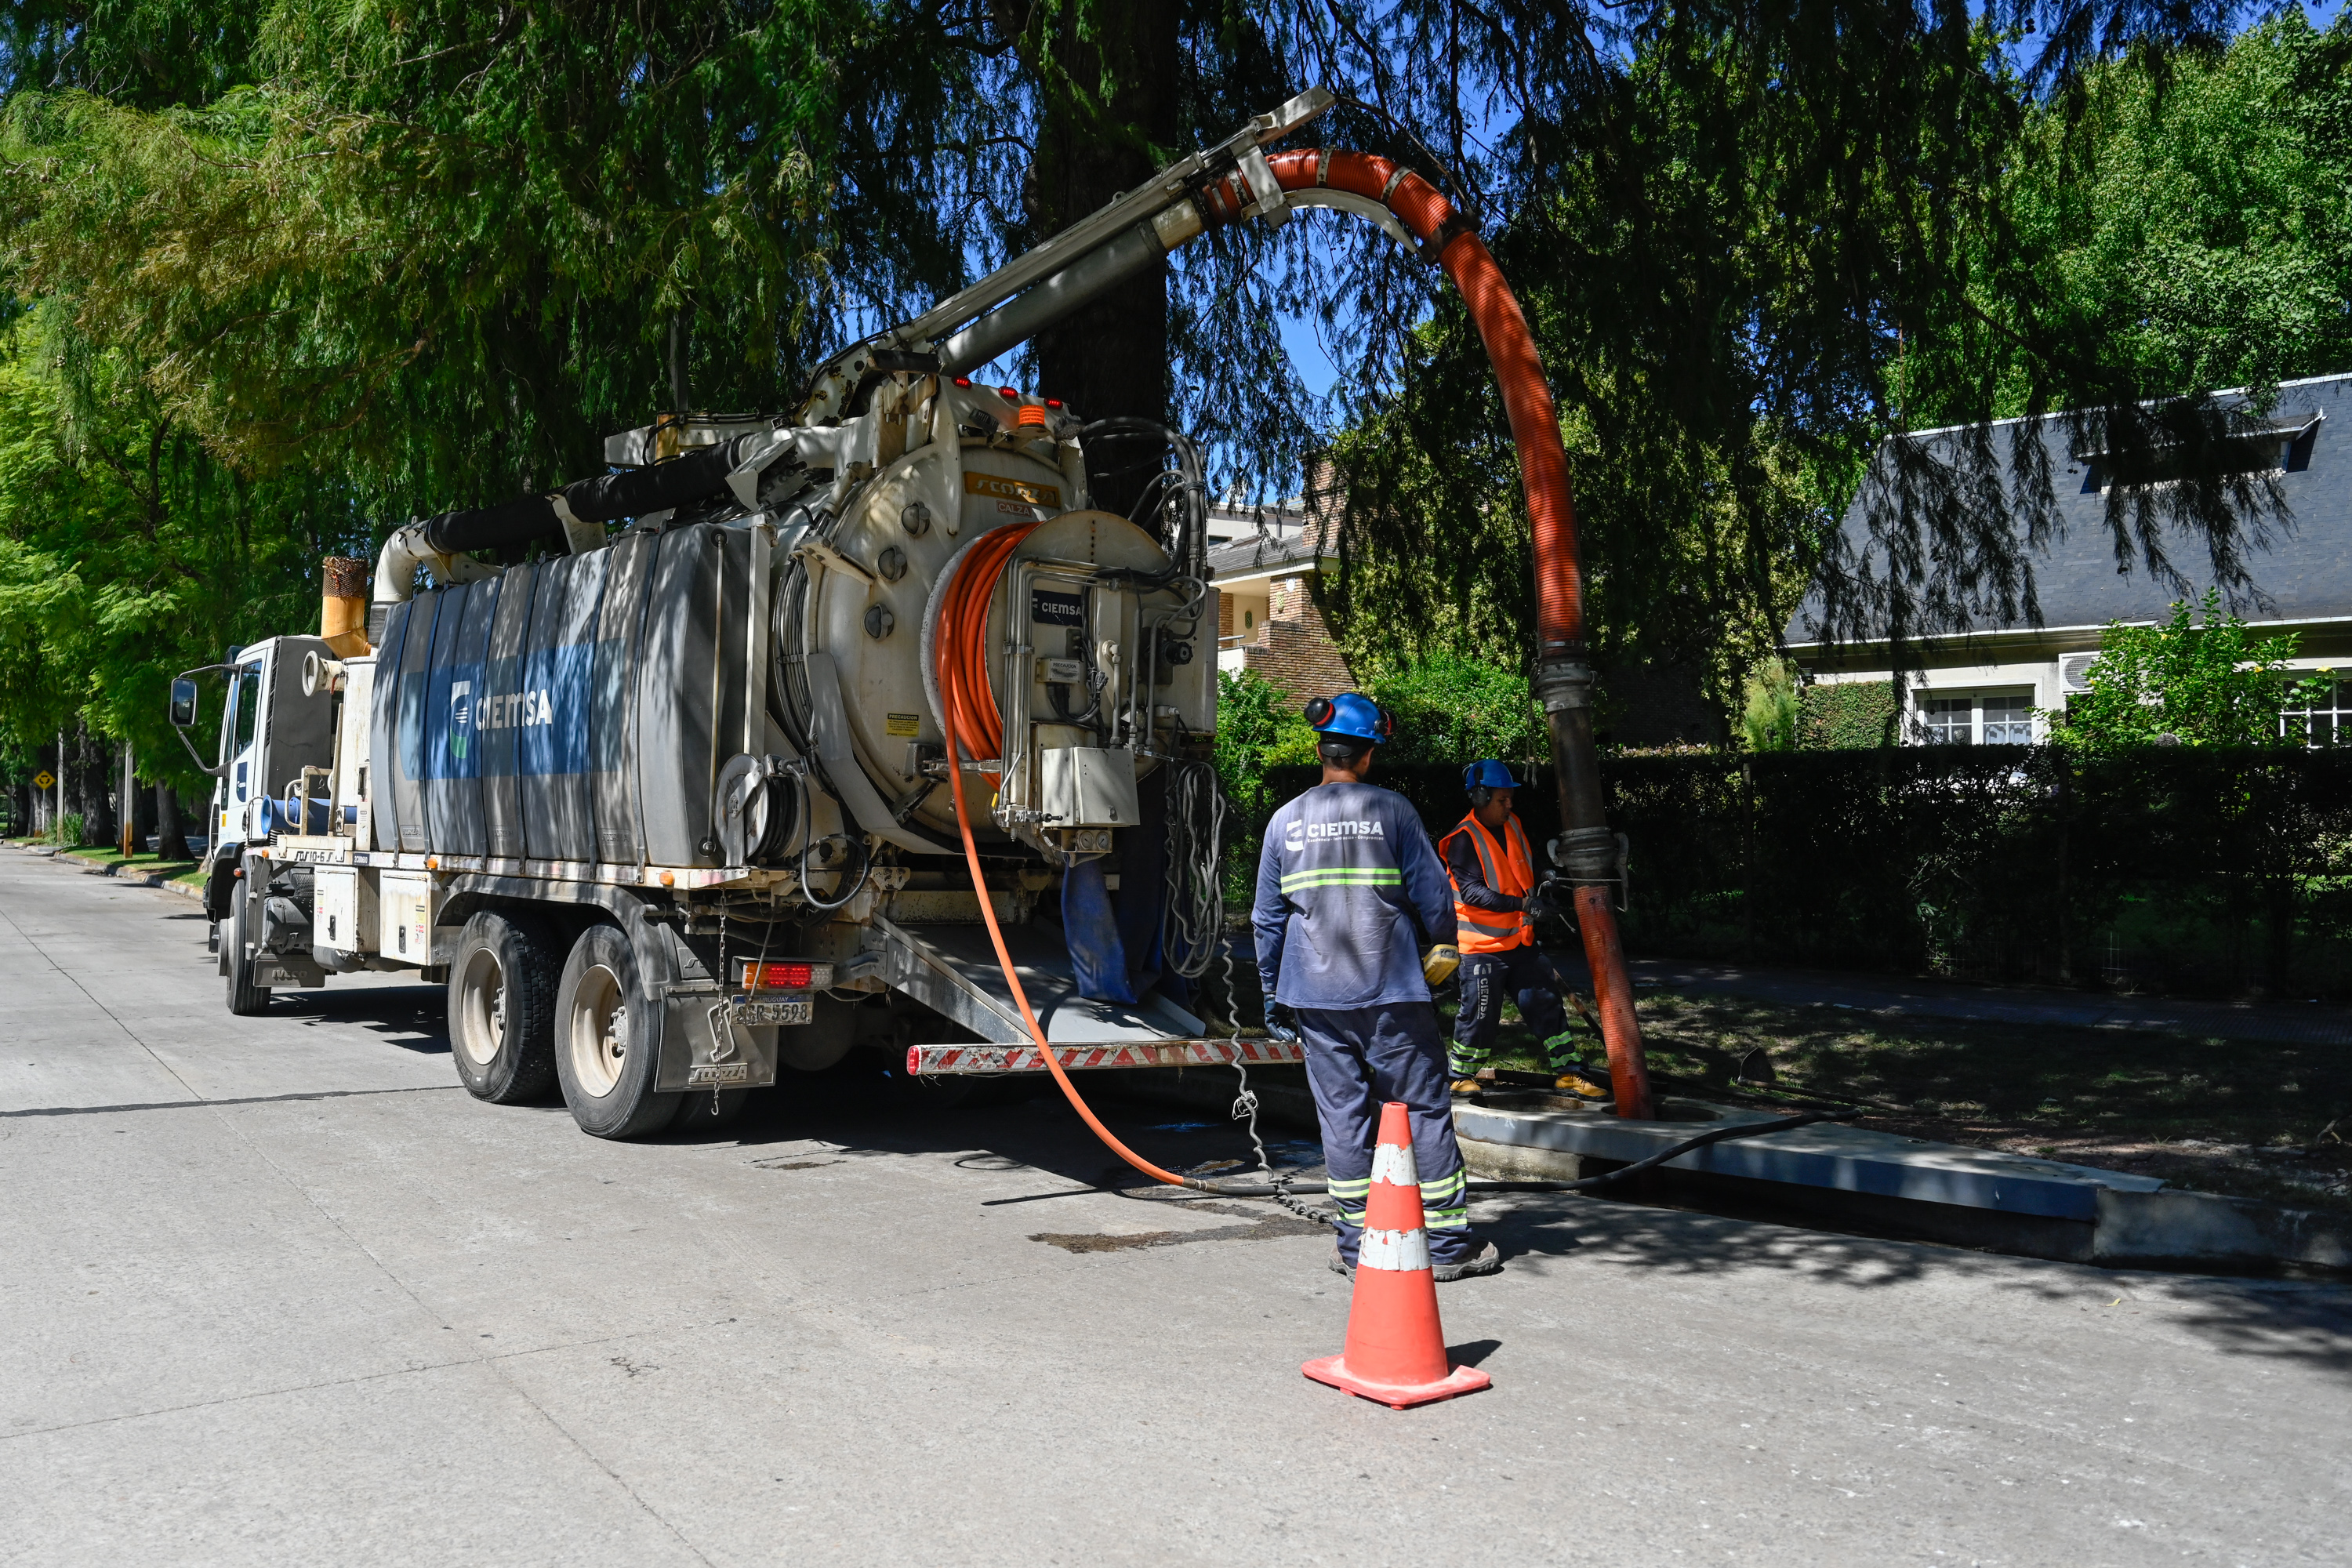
[1554,1065,1611,1098]
[1449,1076,1483,1096]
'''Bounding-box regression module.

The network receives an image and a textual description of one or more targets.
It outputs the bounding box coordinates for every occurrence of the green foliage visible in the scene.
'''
[2049,592,2331,754]
[1359,654,1543,767]
[1797,682,1900,750]
[1741,660,1798,752]
[49,811,82,847]
[1211,669,1316,815]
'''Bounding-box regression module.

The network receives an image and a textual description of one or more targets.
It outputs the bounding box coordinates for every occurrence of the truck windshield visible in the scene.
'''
[228,666,263,764]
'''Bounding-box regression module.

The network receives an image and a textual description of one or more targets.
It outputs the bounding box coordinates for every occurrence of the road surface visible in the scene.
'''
[3,850,2345,1565]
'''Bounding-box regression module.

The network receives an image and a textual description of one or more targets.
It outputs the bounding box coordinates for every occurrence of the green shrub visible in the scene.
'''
[1360,652,1543,765]
[1798,681,1898,749]
[1742,659,1798,751]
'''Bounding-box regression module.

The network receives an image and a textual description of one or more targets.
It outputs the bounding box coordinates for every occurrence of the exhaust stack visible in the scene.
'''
[321,556,371,656]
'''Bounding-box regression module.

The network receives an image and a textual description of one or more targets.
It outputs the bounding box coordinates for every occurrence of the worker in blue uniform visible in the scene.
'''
[1251,692,1503,1281]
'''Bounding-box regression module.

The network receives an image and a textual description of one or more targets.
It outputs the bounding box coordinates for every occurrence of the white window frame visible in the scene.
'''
[2281,675,2352,748]
[1911,688,2039,746]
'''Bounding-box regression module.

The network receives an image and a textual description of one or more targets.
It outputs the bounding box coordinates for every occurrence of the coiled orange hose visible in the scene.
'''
[934,521,1040,783]
[931,521,1192,1189]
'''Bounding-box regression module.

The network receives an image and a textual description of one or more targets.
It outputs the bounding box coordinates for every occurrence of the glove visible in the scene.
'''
[1421,944,1461,986]
[1523,878,1562,924]
[1265,1004,1300,1045]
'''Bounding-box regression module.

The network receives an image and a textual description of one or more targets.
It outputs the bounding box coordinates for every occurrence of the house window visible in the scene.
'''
[1918,691,2037,746]
[2283,678,2352,747]
[1981,694,2035,745]
[1922,696,1973,745]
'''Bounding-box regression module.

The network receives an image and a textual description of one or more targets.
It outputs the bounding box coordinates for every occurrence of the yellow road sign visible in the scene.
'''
[32,771,54,790]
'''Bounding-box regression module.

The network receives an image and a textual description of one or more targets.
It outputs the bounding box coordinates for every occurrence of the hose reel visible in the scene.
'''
[716,753,803,867]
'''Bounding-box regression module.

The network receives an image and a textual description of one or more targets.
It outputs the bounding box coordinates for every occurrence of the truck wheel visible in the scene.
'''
[225,885,270,1016]
[554,923,681,1139]
[448,911,560,1105]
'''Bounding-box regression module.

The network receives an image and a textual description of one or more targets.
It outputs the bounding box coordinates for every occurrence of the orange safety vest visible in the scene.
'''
[1440,811,1535,954]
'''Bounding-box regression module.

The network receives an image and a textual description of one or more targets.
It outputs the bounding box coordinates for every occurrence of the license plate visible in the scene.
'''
[732,996,814,1027]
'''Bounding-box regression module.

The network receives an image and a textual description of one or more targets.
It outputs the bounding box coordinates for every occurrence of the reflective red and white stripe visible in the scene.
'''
[907,1038,1306,1076]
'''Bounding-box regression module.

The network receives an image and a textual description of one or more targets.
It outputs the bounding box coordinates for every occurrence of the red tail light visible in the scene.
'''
[742,961,816,990]
[953,376,972,387]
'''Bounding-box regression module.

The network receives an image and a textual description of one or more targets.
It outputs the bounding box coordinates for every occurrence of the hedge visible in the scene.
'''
[1243,748,2352,1000]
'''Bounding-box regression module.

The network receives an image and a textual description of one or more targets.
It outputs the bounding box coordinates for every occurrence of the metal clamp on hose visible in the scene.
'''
[1532,656,1595,714]
[1548,826,1631,909]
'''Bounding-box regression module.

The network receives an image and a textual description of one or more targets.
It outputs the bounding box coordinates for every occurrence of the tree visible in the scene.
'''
[0,0,2320,777]
[2048,590,2332,755]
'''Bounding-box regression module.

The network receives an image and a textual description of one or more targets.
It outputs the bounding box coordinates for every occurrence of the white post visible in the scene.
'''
[54,728,64,843]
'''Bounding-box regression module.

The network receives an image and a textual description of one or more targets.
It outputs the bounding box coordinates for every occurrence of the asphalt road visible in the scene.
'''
[4,851,2347,1566]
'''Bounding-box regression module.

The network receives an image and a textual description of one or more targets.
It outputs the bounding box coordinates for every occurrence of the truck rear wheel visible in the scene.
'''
[448,910,560,1105]
[225,877,270,1016]
[554,923,681,1139]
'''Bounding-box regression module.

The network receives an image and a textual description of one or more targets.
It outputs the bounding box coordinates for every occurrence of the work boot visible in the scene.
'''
[1554,1065,1610,1098]
[1329,1243,1354,1279]
[1432,1241,1503,1282]
[1449,1076,1483,1096]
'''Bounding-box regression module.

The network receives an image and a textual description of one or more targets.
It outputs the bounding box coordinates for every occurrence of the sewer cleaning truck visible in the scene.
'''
[169,85,1659,1143]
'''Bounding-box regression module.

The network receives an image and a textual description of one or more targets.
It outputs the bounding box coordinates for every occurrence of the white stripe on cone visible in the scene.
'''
[1358,1227,1432,1272]
[1371,1141,1419,1188]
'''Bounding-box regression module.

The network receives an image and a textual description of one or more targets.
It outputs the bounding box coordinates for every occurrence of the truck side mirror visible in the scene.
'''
[169,677,199,728]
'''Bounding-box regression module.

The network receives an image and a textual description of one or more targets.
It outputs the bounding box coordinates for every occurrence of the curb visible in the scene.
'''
[13,843,204,901]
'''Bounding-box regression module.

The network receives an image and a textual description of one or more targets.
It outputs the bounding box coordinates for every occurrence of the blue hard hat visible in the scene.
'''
[1464,759,1519,793]
[1302,692,1392,744]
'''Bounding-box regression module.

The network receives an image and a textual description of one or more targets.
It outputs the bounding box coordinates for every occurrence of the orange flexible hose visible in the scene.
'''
[1203,152,1585,653]
[936,522,1040,784]
[933,523,1192,1189]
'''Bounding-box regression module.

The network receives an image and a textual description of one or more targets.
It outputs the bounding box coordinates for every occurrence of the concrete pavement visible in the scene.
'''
[4,849,2349,1566]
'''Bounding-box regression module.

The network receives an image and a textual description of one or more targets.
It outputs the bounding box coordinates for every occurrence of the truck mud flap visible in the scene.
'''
[869,916,1298,1073]
[653,979,782,1092]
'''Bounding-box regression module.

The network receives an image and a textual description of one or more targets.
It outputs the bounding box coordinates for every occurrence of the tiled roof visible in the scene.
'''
[1790,372,2352,643]
[1204,532,1329,578]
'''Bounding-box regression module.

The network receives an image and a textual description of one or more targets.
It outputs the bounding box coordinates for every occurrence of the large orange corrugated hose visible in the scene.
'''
[1203,151,1652,1118]
[1203,151,1584,654]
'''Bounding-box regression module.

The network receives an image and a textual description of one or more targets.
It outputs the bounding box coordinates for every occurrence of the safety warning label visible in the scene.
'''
[886,713,922,737]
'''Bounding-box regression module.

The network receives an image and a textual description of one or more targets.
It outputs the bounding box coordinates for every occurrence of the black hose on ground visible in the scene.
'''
[1178,1109,1853,1201]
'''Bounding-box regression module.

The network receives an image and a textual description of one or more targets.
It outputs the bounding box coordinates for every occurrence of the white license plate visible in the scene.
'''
[732,996,814,1027]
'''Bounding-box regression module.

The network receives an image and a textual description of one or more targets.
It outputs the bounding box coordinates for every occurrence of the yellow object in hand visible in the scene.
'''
[1422,944,1461,986]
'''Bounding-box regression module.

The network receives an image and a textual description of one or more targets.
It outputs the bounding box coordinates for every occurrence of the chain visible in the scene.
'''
[1223,940,1336,1232]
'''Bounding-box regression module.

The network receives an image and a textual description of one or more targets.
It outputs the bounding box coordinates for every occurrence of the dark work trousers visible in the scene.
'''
[1296,1001,1475,1267]
[1448,945,1573,1077]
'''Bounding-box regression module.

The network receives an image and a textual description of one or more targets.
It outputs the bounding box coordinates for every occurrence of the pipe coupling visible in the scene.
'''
[1533,657,1595,714]
[1548,826,1624,884]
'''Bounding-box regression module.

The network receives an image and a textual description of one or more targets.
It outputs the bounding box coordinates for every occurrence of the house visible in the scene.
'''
[1788,372,2352,744]
[1207,497,1355,699]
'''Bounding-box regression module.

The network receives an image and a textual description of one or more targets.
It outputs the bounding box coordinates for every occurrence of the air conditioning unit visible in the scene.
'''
[2060,653,2100,692]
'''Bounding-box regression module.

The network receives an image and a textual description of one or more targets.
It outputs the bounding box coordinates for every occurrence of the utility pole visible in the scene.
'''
[121,741,136,858]
[54,728,64,842]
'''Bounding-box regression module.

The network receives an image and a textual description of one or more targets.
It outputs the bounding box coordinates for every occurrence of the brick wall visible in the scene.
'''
[1239,571,1356,699]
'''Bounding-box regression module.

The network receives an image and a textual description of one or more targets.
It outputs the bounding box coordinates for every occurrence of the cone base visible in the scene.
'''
[1301,1353,1493,1410]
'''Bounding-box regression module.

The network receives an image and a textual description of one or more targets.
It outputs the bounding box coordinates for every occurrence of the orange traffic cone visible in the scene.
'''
[1303,1101,1493,1409]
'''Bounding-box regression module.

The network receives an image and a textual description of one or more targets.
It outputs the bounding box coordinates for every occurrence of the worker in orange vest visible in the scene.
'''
[1438,760,1597,1095]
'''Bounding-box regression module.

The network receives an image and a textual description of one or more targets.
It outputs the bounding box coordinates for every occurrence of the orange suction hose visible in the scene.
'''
[932,528,1194,1189]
